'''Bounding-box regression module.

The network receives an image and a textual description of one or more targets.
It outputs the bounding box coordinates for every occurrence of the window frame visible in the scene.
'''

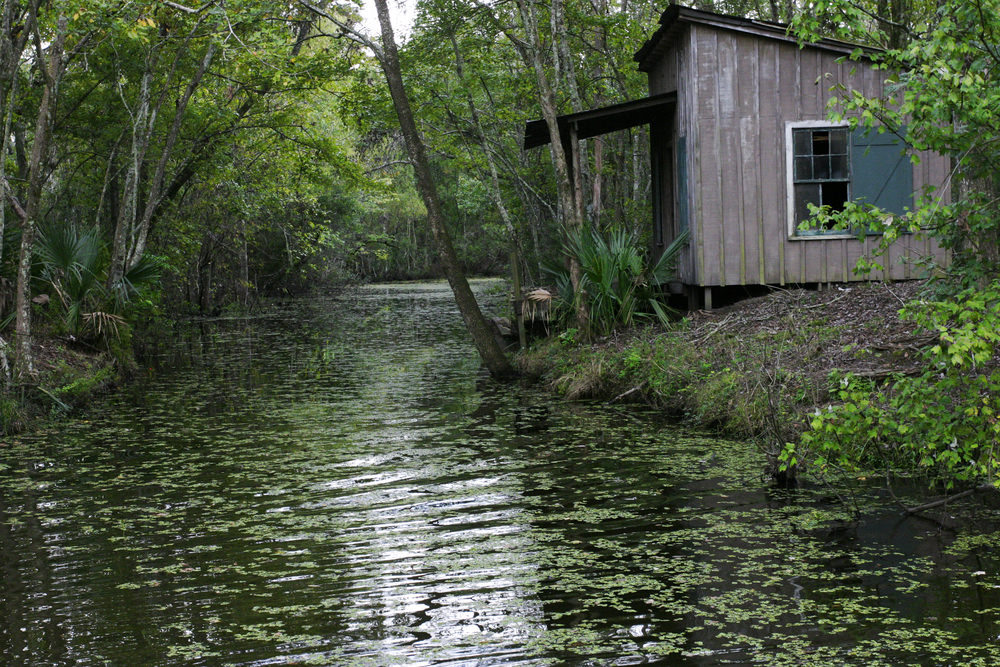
[785,120,854,240]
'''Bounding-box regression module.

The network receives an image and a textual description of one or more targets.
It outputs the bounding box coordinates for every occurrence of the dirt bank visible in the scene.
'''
[516,280,936,466]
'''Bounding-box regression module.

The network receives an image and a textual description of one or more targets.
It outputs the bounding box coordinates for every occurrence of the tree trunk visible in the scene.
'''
[128,41,217,272]
[14,16,66,381]
[552,0,590,221]
[592,136,603,230]
[449,35,533,285]
[238,219,249,307]
[109,54,158,290]
[372,0,514,379]
[0,70,15,268]
[513,0,589,335]
[0,0,38,281]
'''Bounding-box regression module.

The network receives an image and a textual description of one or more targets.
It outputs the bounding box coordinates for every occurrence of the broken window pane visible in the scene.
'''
[812,130,831,155]
[792,126,852,231]
[823,181,849,212]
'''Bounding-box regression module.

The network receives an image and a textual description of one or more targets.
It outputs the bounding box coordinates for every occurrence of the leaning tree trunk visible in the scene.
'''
[372,0,514,380]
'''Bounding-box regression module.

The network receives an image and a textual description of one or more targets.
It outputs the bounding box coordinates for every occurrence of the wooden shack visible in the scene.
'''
[525,6,950,309]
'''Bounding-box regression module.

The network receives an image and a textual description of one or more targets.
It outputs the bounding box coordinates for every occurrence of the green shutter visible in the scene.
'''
[850,127,913,215]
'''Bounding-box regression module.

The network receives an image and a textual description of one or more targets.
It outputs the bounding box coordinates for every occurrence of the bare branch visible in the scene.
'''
[1,179,27,221]
[364,159,413,174]
[162,0,215,14]
[297,0,382,59]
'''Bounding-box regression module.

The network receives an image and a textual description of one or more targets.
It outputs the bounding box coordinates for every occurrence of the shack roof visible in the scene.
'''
[522,92,676,149]
[634,5,876,71]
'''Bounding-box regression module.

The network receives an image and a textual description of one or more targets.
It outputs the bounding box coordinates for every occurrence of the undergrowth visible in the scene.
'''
[517,323,819,478]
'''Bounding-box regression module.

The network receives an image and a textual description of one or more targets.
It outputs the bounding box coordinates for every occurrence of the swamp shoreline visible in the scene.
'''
[5,279,951,488]
[516,280,934,477]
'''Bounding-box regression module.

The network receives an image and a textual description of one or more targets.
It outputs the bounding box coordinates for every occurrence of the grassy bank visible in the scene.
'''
[516,281,932,477]
[0,333,135,436]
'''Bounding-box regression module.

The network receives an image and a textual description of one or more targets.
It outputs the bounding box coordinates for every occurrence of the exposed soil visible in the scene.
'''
[678,280,934,386]
[516,280,949,450]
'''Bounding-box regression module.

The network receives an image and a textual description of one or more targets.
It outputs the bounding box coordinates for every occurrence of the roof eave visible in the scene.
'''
[523,92,677,150]
[634,6,880,71]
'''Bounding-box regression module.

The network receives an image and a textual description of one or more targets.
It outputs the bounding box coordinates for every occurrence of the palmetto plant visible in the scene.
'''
[35,225,160,341]
[36,225,104,335]
[544,226,690,337]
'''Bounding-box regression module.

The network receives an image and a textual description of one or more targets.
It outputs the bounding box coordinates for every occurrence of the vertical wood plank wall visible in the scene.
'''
[647,35,697,284]
[655,24,951,287]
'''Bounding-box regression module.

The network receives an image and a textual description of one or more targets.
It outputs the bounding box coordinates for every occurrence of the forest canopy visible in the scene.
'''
[0,0,997,393]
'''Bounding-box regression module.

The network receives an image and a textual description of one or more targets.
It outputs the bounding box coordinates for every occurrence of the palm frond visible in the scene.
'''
[651,228,690,286]
[111,254,164,310]
[547,225,691,335]
[82,311,127,341]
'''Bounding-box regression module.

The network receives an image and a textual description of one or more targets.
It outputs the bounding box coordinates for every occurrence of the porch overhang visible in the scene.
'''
[523,92,676,149]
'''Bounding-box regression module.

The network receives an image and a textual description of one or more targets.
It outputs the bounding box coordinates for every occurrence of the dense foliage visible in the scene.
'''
[0,0,371,384]
[0,0,689,386]
[785,285,1000,488]
[784,0,1000,489]
[2,0,997,492]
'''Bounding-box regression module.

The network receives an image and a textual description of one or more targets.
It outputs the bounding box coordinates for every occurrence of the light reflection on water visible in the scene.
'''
[1,280,1000,665]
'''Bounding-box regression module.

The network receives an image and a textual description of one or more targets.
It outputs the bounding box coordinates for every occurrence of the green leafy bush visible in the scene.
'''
[792,0,1000,283]
[35,224,162,346]
[785,284,1000,488]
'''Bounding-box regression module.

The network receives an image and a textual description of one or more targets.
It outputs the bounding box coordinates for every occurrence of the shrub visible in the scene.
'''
[784,284,1000,488]
[545,227,688,337]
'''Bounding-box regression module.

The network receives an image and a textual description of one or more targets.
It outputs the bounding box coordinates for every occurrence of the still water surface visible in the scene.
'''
[2,281,1000,665]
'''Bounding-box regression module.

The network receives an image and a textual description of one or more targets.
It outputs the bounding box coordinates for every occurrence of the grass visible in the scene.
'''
[516,311,843,479]
[0,337,125,435]
[519,327,815,430]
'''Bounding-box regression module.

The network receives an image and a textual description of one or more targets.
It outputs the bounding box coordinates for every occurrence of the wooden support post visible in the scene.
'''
[703,286,713,311]
[568,123,585,228]
[511,250,527,349]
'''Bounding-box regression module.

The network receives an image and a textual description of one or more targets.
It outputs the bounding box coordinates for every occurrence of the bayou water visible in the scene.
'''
[2,281,1000,665]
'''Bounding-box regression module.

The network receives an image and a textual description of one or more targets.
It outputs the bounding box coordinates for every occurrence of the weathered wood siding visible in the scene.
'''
[656,24,950,287]
[647,29,696,283]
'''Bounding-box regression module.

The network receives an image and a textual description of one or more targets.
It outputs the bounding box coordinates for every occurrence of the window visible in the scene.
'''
[791,125,850,234]
[786,121,914,238]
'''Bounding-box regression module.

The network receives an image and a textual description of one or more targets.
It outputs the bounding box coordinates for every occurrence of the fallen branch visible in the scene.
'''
[849,367,921,380]
[691,314,735,344]
[612,386,643,402]
[870,334,938,352]
[903,484,995,515]
[801,292,849,309]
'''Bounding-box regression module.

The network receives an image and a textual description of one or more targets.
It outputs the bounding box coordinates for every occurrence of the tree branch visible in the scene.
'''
[903,484,995,515]
[297,0,381,59]
[1,179,27,221]
[162,0,215,14]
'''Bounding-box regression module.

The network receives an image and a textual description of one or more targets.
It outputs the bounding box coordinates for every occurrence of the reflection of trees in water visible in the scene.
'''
[0,478,66,661]
[456,380,698,661]
[6,284,1000,664]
